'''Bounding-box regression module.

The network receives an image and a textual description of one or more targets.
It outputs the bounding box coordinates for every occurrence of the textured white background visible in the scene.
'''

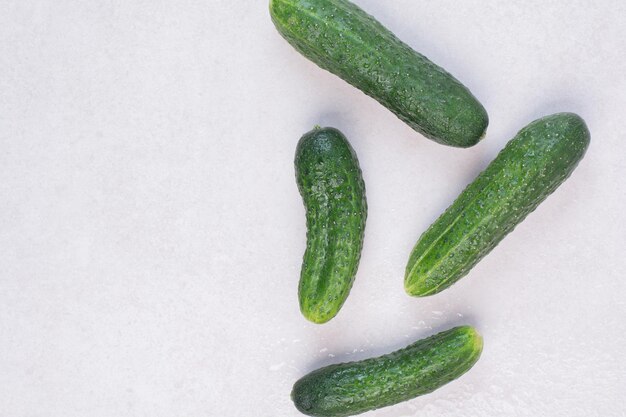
[1,1,625,416]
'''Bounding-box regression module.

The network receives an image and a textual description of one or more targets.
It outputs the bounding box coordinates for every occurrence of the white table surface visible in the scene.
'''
[1,1,625,416]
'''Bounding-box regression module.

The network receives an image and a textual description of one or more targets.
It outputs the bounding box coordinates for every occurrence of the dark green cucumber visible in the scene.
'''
[292,326,483,417]
[296,127,366,324]
[270,0,489,148]
[405,113,590,297]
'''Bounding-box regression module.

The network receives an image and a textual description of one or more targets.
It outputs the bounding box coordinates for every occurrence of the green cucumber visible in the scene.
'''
[405,113,590,297]
[292,326,483,417]
[269,0,489,148]
[296,127,367,324]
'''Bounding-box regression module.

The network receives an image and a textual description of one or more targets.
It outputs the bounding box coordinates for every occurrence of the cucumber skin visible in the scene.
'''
[296,127,367,324]
[270,0,488,148]
[291,326,483,417]
[405,113,591,297]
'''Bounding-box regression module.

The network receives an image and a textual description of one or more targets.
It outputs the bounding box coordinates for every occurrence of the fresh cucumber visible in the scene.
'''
[269,0,489,148]
[292,326,483,417]
[296,127,367,324]
[405,113,590,297]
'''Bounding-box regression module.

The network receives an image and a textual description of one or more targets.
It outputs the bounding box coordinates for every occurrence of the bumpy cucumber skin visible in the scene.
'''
[292,326,483,417]
[296,127,367,324]
[269,0,488,148]
[405,113,591,297]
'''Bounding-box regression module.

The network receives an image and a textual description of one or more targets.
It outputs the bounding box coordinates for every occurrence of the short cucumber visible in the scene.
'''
[269,0,489,148]
[296,127,367,324]
[292,326,483,417]
[405,113,590,297]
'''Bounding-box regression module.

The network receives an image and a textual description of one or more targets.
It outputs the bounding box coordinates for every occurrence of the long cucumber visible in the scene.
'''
[270,0,489,147]
[405,113,590,296]
[292,326,483,416]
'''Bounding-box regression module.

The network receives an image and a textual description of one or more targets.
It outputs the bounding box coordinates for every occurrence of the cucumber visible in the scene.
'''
[296,127,367,324]
[405,113,590,297]
[292,326,483,417]
[269,0,489,148]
